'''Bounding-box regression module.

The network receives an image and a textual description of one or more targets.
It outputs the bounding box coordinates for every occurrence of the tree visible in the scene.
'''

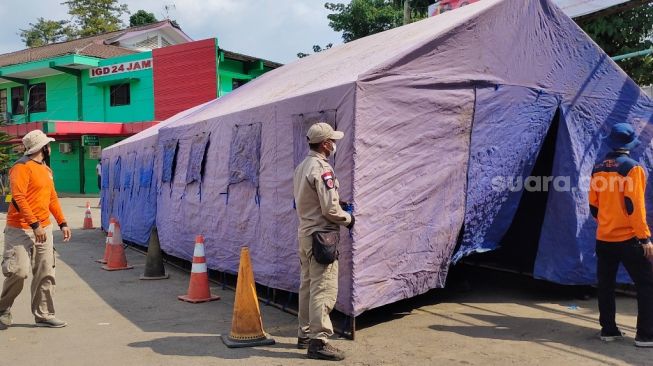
[0,132,17,196]
[325,0,432,43]
[130,10,158,27]
[19,18,75,47]
[578,3,653,85]
[297,1,431,58]
[325,1,402,43]
[62,0,130,37]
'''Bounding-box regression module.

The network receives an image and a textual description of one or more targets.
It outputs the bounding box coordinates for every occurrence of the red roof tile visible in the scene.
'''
[0,20,174,67]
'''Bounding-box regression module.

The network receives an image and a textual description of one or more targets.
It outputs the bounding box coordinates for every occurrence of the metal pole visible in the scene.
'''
[611,48,653,62]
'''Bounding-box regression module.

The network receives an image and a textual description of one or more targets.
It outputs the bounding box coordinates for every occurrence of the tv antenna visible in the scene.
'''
[162,4,176,19]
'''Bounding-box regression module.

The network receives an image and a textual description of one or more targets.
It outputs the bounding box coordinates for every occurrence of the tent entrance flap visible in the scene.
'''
[465,108,561,273]
[454,86,560,262]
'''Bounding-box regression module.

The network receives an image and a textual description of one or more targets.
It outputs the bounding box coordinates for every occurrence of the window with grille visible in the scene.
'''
[110,83,131,106]
[11,87,24,115]
[0,90,7,123]
[28,83,46,113]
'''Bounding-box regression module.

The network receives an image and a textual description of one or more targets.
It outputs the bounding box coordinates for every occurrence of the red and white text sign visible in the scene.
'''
[89,59,152,78]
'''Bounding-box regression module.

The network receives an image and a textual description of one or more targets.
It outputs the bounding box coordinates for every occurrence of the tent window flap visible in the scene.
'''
[139,156,154,189]
[112,157,121,190]
[186,134,210,184]
[292,110,337,167]
[228,123,262,187]
[101,159,110,189]
[161,139,179,183]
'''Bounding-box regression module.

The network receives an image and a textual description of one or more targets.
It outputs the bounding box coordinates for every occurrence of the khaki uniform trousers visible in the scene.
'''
[297,235,338,341]
[0,225,56,321]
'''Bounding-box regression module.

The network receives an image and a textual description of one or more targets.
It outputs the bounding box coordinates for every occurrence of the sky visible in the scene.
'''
[0,0,347,64]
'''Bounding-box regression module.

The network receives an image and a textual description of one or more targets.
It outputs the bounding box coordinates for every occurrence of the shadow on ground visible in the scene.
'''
[128,336,304,361]
[428,312,645,366]
[57,228,297,338]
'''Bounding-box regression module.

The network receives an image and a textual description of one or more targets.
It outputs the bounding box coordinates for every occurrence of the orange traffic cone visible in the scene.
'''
[222,247,275,348]
[178,235,220,303]
[83,201,94,229]
[102,220,134,271]
[95,218,115,264]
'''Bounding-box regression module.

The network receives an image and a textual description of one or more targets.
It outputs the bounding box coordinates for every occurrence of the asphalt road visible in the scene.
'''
[0,198,650,365]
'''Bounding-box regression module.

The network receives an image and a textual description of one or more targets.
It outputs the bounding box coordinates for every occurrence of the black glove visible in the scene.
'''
[346,214,355,230]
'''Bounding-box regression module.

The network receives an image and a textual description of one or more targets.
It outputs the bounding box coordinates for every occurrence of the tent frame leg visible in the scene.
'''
[339,315,356,340]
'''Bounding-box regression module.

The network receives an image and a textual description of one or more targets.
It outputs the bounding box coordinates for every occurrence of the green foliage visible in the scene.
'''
[298,1,431,58]
[577,3,653,84]
[19,18,75,47]
[129,10,158,27]
[62,0,130,37]
[325,0,402,43]
[20,0,130,47]
[325,0,431,43]
[0,132,17,194]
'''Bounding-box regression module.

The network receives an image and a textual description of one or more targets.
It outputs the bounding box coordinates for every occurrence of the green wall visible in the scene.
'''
[0,73,80,123]
[0,48,276,194]
[217,58,274,97]
[82,52,155,122]
[83,137,122,194]
[50,137,123,194]
[50,141,82,193]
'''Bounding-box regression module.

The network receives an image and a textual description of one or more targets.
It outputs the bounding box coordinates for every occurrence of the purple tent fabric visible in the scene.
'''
[103,0,653,316]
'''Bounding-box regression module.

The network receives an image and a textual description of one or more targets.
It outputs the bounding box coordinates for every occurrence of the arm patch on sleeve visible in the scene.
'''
[321,171,335,190]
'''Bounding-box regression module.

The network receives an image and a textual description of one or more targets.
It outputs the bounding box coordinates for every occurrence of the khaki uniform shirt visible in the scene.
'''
[294,151,351,237]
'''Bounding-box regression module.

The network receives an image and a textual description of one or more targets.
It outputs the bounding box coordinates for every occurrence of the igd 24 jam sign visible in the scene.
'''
[90,59,152,78]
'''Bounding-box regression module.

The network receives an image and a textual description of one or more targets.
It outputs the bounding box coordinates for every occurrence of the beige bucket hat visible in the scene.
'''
[23,130,55,155]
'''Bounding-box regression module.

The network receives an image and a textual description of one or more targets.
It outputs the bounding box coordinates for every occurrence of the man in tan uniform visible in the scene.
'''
[293,122,353,361]
[0,130,71,330]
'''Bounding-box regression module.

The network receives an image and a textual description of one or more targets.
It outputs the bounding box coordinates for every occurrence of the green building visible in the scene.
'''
[0,20,280,194]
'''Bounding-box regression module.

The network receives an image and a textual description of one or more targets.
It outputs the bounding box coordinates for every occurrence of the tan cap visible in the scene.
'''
[23,130,55,155]
[306,122,344,144]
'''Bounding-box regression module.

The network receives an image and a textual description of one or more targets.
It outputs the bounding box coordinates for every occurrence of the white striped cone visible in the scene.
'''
[83,201,94,229]
[178,235,220,303]
[102,219,133,271]
[112,221,123,246]
[192,237,207,273]
[96,220,115,263]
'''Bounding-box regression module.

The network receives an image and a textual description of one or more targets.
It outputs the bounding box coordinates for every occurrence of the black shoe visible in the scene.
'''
[35,318,67,328]
[297,337,309,349]
[0,312,11,330]
[635,336,653,347]
[600,329,625,342]
[307,339,345,361]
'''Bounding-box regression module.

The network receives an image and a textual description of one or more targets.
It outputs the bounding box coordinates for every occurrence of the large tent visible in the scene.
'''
[102,0,653,316]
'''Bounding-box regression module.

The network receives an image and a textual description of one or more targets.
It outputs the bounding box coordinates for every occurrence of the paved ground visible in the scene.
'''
[0,198,652,365]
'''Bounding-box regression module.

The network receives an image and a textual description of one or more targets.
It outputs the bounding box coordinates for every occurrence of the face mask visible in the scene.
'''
[331,142,337,154]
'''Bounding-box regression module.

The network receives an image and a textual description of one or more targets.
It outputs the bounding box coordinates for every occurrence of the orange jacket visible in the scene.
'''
[7,157,66,230]
[589,152,650,242]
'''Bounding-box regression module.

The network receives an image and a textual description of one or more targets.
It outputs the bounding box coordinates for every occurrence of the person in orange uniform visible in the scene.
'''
[589,123,653,347]
[0,130,71,329]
